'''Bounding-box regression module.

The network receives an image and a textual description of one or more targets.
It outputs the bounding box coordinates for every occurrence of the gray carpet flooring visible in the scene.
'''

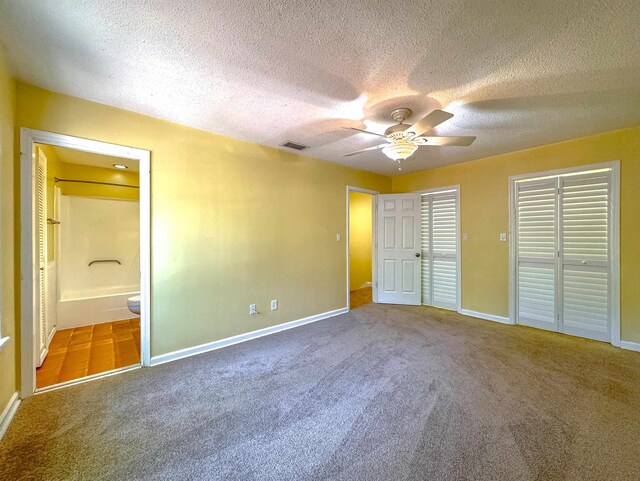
[1,303,640,480]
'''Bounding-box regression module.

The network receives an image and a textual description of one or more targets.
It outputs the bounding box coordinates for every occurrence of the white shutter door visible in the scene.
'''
[516,179,558,331]
[36,151,48,367]
[420,195,432,306]
[431,192,458,309]
[560,173,610,341]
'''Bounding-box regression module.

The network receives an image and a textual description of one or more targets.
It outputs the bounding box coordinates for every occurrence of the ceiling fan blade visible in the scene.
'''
[343,126,386,138]
[417,136,476,146]
[343,144,387,157]
[407,109,454,137]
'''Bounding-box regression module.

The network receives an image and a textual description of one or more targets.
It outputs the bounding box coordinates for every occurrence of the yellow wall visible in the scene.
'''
[15,83,391,358]
[0,50,17,419]
[392,126,640,343]
[54,162,139,200]
[349,192,373,290]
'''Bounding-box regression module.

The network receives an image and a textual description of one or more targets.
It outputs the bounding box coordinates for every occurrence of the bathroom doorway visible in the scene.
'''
[20,130,151,396]
[346,187,377,310]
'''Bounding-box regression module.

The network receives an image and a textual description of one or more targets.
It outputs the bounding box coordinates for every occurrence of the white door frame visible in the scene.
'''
[414,185,462,311]
[346,186,378,310]
[508,161,620,346]
[20,128,152,397]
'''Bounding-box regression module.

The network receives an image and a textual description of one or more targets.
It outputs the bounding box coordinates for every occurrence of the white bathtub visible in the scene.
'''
[57,285,140,330]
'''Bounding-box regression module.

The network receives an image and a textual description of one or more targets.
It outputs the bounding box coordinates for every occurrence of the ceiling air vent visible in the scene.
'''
[281,141,309,151]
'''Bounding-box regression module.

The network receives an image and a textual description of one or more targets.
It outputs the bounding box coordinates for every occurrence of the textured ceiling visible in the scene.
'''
[1,1,639,175]
[48,145,140,172]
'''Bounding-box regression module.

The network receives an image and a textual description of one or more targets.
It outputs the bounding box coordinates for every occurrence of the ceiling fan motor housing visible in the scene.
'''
[385,107,413,137]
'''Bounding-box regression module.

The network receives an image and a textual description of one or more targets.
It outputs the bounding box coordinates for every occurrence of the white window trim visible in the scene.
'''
[508,161,621,347]
[19,128,152,397]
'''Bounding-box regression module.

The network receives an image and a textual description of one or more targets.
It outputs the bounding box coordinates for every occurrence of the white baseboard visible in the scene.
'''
[150,307,349,367]
[458,308,512,325]
[0,392,20,441]
[620,340,640,353]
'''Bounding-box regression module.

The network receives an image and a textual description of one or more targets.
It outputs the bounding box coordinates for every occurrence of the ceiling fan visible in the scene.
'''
[344,108,475,170]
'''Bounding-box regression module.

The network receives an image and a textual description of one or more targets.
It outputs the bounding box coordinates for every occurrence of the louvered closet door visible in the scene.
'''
[421,190,458,310]
[36,150,49,367]
[560,173,610,341]
[516,179,558,332]
[420,196,432,306]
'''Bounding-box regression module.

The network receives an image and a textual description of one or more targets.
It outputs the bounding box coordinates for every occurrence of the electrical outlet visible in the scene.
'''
[249,304,257,315]
[271,299,278,311]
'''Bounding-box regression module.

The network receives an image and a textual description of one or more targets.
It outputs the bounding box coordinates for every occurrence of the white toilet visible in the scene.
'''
[127,295,141,315]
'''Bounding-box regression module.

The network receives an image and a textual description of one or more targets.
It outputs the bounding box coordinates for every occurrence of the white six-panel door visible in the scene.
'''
[377,194,421,305]
[421,190,459,310]
[514,169,613,342]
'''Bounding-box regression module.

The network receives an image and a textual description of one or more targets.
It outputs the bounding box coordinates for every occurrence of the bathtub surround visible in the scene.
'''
[56,195,140,329]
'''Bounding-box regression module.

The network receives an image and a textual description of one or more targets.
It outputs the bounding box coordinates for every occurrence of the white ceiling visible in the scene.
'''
[2,1,639,175]
[47,145,139,172]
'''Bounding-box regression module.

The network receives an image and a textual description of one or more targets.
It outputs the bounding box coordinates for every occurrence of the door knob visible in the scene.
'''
[415,253,421,257]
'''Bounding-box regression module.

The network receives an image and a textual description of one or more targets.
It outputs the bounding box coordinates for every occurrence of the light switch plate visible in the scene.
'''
[499,233,507,242]
[463,233,468,241]
[336,233,341,241]
[271,299,278,311]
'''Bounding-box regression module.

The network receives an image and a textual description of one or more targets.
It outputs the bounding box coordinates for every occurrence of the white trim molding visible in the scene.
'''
[0,392,20,441]
[620,341,640,353]
[151,307,348,366]
[0,336,9,352]
[458,308,512,325]
[35,365,141,394]
[20,129,152,397]
[346,186,379,309]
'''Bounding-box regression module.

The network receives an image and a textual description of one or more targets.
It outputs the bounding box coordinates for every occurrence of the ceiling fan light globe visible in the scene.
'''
[382,142,419,161]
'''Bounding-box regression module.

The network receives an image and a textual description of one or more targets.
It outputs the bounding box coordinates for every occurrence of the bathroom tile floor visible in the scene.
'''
[36,318,140,389]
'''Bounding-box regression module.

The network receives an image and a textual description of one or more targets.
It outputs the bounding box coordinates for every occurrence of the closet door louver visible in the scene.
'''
[516,179,558,331]
[560,173,610,341]
[36,151,48,366]
[421,190,458,310]
[431,192,458,309]
[420,195,432,306]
